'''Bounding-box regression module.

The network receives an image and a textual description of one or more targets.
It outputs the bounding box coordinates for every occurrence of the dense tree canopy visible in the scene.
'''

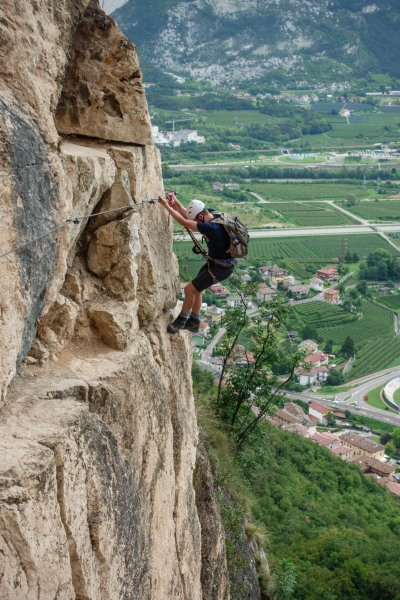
[359,249,400,281]
[237,424,400,600]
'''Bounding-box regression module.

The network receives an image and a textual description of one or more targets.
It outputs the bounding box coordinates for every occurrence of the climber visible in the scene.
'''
[158,193,236,334]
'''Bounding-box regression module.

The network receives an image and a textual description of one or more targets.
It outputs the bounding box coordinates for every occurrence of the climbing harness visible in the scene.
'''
[166,193,237,286]
[166,192,219,283]
[0,199,156,260]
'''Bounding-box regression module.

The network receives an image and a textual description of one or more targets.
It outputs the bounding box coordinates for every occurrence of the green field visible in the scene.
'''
[266,202,357,226]
[299,112,400,147]
[349,336,400,379]
[375,293,400,310]
[345,199,400,221]
[168,182,359,228]
[203,109,280,127]
[246,181,379,202]
[293,299,400,378]
[158,106,400,155]
[175,233,399,279]
[247,234,397,263]
[293,302,358,329]
[165,184,272,228]
[295,299,394,346]
[279,154,325,164]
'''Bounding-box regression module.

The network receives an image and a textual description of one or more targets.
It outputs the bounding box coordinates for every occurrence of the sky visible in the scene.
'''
[99,0,128,14]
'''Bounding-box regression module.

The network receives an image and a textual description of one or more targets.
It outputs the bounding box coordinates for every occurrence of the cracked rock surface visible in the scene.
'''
[0,1,230,598]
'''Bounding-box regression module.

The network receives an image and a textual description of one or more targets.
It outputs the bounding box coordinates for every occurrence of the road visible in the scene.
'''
[286,367,400,427]
[201,326,226,362]
[175,223,400,242]
[169,160,400,172]
[200,329,400,426]
[197,318,400,426]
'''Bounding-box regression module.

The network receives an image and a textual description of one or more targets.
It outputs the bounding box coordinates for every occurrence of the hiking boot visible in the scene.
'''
[184,316,200,333]
[167,314,188,334]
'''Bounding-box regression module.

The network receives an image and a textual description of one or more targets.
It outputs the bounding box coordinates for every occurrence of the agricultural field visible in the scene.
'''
[294,299,399,378]
[293,302,358,330]
[349,336,400,379]
[262,201,356,226]
[344,199,400,221]
[299,112,400,148]
[202,110,280,127]
[247,233,397,264]
[166,182,359,228]
[375,293,400,310]
[245,181,379,202]
[169,192,284,229]
[293,299,394,345]
[174,233,399,279]
[278,154,325,164]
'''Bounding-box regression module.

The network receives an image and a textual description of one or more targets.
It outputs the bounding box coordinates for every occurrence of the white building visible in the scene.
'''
[151,127,205,147]
[310,277,324,292]
[257,283,276,302]
[308,401,330,424]
[226,296,253,309]
[298,366,328,386]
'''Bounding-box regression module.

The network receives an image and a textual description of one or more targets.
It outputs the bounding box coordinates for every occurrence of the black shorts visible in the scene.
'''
[192,261,234,293]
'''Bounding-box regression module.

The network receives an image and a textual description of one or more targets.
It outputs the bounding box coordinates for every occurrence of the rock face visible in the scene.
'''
[0,1,230,598]
[55,1,152,144]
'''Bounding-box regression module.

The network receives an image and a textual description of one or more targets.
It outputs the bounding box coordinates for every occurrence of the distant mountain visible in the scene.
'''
[112,0,400,87]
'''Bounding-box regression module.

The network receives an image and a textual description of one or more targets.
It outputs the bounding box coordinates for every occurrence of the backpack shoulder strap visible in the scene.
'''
[210,211,226,225]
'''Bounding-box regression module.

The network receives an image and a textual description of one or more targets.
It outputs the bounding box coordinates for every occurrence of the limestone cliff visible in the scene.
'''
[0,1,229,598]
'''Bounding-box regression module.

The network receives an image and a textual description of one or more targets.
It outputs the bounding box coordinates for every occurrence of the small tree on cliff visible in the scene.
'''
[214,279,304,453]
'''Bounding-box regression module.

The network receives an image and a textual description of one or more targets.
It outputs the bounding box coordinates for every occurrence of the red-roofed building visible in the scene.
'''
[229,345,256,366]
[309,401,331,424]
[330,445,354,460]
[386,481,400,496]
[284,402,305,418]
[333,411,347,420]
[282,423,309,436]
[209,284,230,297]
[234,352,256,365]
[298,368,318,386]
[298,366,328,386]
[305,352,329,366]
[310,432,339,448]
[274,409,302,427]
[324,289,340,304]
[308,415,320,424]
[272,406,317,435]
[317,267,338,280]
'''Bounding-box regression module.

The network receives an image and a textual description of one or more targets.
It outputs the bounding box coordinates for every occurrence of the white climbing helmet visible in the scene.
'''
[186,199,205,220]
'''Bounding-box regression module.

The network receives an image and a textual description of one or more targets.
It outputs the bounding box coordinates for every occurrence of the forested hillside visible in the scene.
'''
[241,425,400,600]
[193,368,400,600]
